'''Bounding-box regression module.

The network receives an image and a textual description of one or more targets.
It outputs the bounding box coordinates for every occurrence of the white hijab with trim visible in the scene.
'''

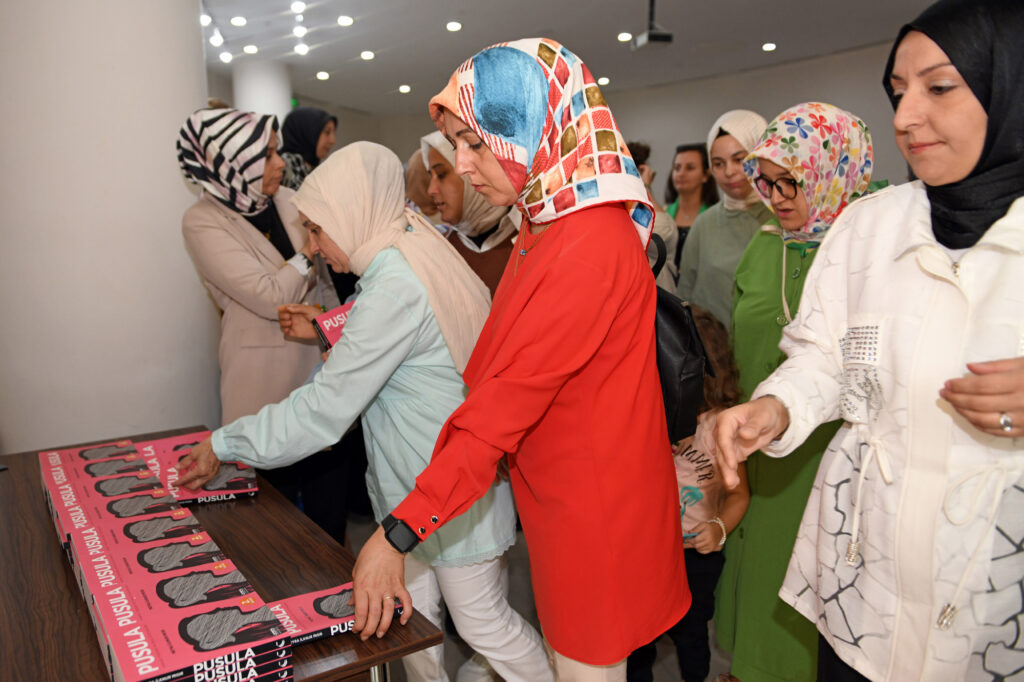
[292,141,490,373]
[421,131,516,252]
[706,109,768,210]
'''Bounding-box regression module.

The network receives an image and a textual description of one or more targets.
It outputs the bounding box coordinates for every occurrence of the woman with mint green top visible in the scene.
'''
[714,103,875,682]
[179,141,552,682]
[664,143,718,268]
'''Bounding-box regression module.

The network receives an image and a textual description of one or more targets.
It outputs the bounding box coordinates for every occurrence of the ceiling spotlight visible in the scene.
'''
[295,14,303,22]
[291,1,306,13]
[762,42,777,52]
[617,32,632,42]
[243,44,258,54]
[230,16,246,27]
[337,15,354,26]
[209,28,224,47]
[316,71,330,80]
[446,21,462,32]
[598,77,610,86]
[360,50,374,60]
[219,51,233,63]
[399,84,411,94]
[294,42,309,55]
[200,14,212,27]
[293,25,307,37]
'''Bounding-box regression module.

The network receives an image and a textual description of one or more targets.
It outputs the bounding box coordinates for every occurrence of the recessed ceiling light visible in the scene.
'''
[617,32,632,42]
[230,16,246,27]
[209,29,224,47]
[316,71,330,80]
[219,51,233,63]
[446,21,462,32]
[399,84,411,94]
[337,15,354,26]
[200,14,212,27]
[293,25,307,37]
[598,77,610,86]
[295,14,303,22]
[295,43,309,55]
[290,1,306,13]
[243,44,258,54]
[762,42,777,52]
[360,50,374,60]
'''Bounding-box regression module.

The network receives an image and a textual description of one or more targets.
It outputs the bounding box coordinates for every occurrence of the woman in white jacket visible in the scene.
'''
[712,0,1024,680]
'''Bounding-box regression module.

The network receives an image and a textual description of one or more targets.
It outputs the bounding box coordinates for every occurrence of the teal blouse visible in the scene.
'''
[212,247,516,568]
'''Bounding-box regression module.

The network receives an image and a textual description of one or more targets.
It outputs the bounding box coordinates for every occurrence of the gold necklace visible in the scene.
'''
[513,226,549,276]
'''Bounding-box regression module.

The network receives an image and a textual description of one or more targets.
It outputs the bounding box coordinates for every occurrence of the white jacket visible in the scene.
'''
[752,181,1024,681]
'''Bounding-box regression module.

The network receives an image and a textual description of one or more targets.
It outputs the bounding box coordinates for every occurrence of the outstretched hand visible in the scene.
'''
[277,303,319,340]
[940,357,1024,438]
[713,396,790,489]
[174,438,221,490]
[351,527,413,640]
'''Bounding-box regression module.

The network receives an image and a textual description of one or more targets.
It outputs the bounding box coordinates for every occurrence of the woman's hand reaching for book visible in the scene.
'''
[174,439,221,491]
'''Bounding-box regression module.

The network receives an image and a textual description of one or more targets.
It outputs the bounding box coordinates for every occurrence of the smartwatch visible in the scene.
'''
[382,514,419,553]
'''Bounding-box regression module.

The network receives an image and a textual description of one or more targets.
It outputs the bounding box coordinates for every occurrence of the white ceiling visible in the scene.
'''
[202,0,933,117]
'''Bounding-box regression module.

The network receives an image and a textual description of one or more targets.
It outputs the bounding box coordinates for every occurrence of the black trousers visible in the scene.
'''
[627,548,725,682]
[259,423,370,544]
[817,634,870,682]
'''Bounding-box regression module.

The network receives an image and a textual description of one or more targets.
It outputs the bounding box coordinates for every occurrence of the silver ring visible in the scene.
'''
[999,412,1013,433]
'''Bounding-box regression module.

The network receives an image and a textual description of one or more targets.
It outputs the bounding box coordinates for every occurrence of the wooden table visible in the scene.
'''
[0,427,442,681]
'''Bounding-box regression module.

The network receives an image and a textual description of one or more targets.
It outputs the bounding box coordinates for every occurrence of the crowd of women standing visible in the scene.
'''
[173,0,1023,680]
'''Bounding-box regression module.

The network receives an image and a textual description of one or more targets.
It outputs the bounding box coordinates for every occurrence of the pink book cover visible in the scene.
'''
[135,432,258,505]
[313,301,355,350]
[71,518,290,682]
[268,583,403,646]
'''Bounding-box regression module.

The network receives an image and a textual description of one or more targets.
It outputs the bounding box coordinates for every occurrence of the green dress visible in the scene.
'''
[714,229,840,682]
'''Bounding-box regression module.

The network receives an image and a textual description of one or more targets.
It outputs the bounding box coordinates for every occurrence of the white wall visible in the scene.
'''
[607,42,907,190]
[371,42,910,188]
[0,1,221,453]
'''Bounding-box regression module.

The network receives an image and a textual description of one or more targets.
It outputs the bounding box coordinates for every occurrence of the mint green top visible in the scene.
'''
[714,229,840,681]
[675,202,773,328]
[213,247,516,568]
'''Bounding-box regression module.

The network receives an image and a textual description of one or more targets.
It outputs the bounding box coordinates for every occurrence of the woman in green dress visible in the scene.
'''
[713,102,875,682]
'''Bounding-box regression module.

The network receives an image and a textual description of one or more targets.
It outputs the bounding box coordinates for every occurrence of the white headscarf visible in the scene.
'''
[292,142,490,373]
[706,110,768,210]
[420,131,516,253]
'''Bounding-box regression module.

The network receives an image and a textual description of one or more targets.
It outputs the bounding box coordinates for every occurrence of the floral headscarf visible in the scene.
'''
[177,108,278,216]
[428,38,653,247]
[743,102,873,238]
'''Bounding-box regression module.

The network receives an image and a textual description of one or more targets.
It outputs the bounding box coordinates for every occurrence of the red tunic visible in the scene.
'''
[392,205,689,663]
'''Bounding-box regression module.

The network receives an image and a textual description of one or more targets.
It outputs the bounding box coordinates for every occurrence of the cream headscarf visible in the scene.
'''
[420,131,514,252]
[292,142,491,373]
[705,109,768,211]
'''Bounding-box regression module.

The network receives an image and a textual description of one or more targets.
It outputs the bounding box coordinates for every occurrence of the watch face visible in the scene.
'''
[385,519,419,553]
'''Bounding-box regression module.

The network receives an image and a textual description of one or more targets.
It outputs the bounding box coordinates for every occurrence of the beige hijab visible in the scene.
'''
[292,141,490,373]
[420,131,515,252]
[706,109,767,210]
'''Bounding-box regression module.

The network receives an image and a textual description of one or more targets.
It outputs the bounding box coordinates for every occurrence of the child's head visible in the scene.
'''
[691,306,741,412]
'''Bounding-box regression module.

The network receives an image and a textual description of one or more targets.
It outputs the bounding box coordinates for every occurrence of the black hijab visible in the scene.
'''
[280,107,337,169]
[882,0,1024,248]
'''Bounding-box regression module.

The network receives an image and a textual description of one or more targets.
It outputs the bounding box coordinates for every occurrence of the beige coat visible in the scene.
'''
[182,189,339,424]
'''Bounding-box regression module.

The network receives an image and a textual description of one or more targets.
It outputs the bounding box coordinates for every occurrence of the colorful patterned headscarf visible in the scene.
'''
[742,102,873,238]
[177,108,278,216]
[428,38,653,247]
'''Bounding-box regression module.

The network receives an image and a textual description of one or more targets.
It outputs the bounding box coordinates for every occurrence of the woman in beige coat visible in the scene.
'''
[177,108,343,534]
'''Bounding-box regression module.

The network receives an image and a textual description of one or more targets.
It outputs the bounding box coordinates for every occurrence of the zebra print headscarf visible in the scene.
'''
[177,108,278,216]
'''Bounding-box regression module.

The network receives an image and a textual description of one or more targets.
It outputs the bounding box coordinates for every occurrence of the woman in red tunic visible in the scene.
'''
[353,38,689,676]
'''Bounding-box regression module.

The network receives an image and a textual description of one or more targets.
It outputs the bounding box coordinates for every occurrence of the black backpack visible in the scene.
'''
[648,234,713,442]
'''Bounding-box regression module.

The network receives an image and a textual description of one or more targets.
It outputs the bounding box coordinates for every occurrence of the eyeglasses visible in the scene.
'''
[754,174,799,200]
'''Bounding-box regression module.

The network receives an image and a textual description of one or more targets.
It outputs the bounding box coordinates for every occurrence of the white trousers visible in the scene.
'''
[401,553,553,682]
